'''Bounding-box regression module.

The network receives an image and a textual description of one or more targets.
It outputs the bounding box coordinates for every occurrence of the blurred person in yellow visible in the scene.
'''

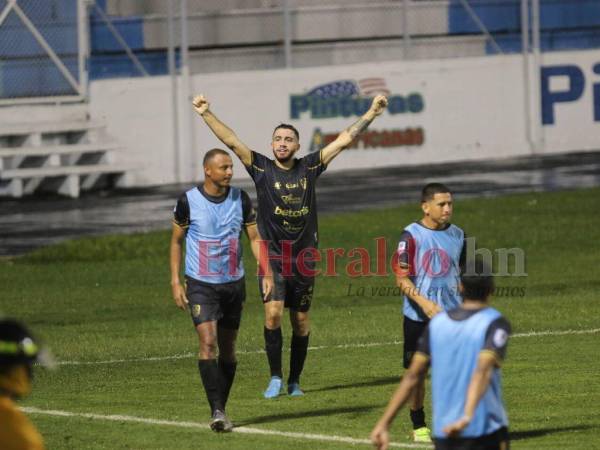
[0,319,47,450]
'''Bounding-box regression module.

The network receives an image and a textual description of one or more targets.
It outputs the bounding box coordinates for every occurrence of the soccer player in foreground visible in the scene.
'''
[192,93,388,398]
[0,319,48,449]
[395,183,466,442]
[371,258,511,450]
[170,149,272,431]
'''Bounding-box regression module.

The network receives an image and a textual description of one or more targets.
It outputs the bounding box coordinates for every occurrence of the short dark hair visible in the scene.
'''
[421,183,452,202]
[273,123,299,141]
[461,257,495,301]
[203,148,230,167]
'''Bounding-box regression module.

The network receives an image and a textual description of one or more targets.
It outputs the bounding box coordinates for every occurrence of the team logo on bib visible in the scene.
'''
[493,329,508,347]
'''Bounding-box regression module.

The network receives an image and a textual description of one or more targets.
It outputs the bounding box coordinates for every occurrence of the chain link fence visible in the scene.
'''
[0,0,86,101]
[94,0,535,78]
[2,1,599,101]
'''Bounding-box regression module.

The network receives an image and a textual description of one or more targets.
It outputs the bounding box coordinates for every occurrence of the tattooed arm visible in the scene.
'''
[320,95,388,166]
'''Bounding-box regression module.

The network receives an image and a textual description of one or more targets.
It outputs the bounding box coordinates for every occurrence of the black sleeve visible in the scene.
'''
[416,325,431,358]
[459,232,467,273]
[302,150,327,178]
[482,317,511,363]
[241,190,257,225]
[173,193,190,228]
[396,230,415,270]
[245,150,269,181]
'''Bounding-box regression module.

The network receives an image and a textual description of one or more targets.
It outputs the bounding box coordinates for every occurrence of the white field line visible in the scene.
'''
[21,407,430,449]
[55,327,600,367]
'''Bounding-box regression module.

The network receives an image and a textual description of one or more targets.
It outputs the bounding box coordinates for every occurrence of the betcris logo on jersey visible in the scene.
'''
[289,78,424,119]
[541,62,600,125]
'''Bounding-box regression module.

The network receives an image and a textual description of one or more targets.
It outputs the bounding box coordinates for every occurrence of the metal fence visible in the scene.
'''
[0,0,88,103]
[1,0,599,103]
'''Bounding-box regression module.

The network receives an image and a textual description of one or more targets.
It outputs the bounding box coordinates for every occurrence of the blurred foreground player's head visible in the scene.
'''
[0,319,51,450]
[0,319,50,398]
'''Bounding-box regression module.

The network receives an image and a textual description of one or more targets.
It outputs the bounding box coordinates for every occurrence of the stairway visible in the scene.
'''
[0,110,134,198]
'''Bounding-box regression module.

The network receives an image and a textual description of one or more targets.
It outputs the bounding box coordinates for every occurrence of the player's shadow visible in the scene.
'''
[511,424,595,440]
[236,404,377,427]
[306,376,401,393]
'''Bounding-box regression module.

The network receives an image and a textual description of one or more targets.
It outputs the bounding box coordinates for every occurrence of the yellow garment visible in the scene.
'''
[0,366,32,398]
[0,396,45,450]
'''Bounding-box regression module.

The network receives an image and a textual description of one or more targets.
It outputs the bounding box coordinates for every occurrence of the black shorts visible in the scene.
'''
[403,316,428,369]
[434,426,510,450]
[258,268,314,313]
[185,276,245,330]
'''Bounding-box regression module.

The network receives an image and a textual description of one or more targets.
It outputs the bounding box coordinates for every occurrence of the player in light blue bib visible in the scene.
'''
[394,183,466,442]
[170,149,272,432]
[372,257,511,450]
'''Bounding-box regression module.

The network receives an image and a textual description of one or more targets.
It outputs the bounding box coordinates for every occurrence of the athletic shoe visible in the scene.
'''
[209,409,233,432]
[263,376,283,399]
[412,426,432,443]
[287,382,304,397]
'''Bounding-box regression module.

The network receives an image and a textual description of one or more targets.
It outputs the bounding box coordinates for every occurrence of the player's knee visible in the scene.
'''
[265,314,281,329]
[264,305,283,329]
[291,315,310,336]
[199,338,218,359]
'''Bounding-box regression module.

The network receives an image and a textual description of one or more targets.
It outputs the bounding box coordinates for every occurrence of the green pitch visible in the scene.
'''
[1,187,599,449]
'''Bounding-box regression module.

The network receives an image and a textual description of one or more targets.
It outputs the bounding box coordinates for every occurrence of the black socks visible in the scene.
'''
[264,327,283,378]
[288,333,309,385]
[410,407,426,430]
[218,358,237,408]
[198,359,223,413]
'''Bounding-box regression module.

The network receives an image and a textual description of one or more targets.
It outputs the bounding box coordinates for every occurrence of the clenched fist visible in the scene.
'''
[192,95,210,115]
[370,95,388,116]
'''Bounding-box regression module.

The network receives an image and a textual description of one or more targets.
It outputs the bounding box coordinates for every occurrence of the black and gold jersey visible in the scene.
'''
[246,150,326,258]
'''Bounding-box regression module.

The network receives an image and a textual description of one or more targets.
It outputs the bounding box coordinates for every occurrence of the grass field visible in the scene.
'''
[1,187,599,449]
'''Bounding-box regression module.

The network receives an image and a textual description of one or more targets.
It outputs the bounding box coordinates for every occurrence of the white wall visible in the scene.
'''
[89,49,600,187]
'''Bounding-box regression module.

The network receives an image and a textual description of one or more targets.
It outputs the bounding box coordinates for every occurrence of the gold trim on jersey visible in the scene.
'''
[480,349,502,366]
[172,220,189,229]
[308,150,325,170]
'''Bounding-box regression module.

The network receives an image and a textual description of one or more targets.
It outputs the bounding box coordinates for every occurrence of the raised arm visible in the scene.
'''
[320,94,388,166]
[192,95,253,167]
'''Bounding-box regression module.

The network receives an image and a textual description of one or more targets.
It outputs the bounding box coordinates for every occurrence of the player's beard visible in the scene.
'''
[274,149,293,163]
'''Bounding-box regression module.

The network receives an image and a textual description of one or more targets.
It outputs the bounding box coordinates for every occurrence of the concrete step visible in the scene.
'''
[0,142,120,158]
[0,163,134,180]
[0,120,106,137]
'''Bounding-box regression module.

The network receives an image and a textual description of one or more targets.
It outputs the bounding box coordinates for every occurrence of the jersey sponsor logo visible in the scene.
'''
[274,206,310,217]
[282,220,303,232]
[274,178,308,190]
[290,78,424,120]
[281,194,302,205]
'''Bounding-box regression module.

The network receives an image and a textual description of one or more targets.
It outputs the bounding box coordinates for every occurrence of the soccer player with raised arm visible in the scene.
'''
[372,258,511,450]
[170,149,272,431]
[192,94,388,398]
[394,183,466,442]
